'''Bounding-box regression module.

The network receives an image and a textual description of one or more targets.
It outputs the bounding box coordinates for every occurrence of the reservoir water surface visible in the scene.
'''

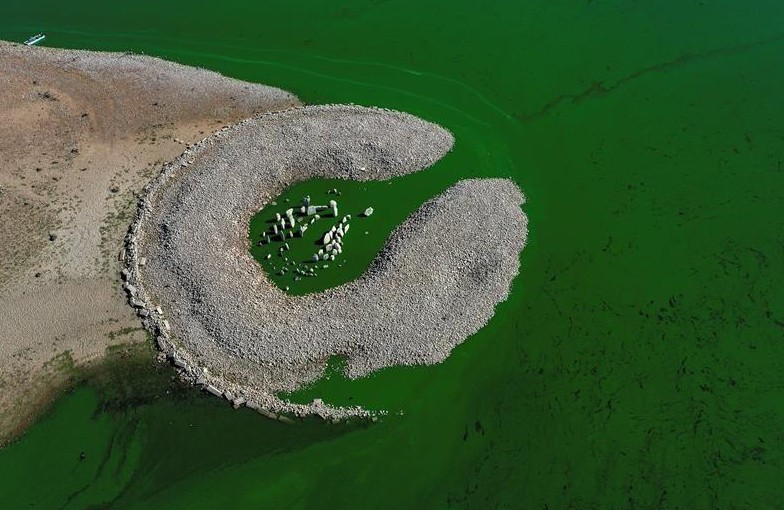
[1,1,783,508]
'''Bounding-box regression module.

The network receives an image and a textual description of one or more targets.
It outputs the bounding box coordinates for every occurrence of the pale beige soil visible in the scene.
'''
[0,41,299,443]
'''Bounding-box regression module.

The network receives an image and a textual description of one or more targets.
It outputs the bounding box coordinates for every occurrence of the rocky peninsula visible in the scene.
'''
[126,105,528,420]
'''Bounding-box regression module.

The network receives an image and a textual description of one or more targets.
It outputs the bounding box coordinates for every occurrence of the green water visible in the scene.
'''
[3,1,784,508]
[248,169,454,294]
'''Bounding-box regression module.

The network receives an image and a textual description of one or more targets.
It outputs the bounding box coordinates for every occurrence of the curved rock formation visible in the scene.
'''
[125,105,527,419]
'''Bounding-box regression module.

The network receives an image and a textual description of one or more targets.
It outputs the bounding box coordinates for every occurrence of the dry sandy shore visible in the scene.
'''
[130,105,528,419]
[0,41,298,442]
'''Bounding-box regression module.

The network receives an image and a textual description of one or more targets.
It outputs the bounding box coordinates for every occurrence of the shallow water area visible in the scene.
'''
[249,170,454,295]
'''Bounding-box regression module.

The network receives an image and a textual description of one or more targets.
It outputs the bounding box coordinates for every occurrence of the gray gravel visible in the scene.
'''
[125,104,528,420]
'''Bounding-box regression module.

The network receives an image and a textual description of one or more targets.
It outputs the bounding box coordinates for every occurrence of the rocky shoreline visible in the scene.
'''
[123,104,527,421]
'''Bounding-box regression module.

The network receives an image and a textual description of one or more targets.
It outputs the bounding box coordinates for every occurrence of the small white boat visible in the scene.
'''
[24,33,45,46]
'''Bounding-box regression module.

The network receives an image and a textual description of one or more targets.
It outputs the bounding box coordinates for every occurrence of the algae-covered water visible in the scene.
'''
[2,1,784,508]
[248,172,453,295]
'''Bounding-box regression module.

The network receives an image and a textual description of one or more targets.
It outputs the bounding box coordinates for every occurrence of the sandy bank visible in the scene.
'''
[0,41,299,442]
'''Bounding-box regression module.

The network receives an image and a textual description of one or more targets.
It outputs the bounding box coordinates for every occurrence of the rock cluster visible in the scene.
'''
[260,197,353,280]
[123,104,527,420]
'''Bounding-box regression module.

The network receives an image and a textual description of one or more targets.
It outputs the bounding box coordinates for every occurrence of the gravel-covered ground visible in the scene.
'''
[126,105,527,420]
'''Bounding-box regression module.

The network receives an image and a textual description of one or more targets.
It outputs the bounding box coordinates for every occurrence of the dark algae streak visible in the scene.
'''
[2,0,784,508]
